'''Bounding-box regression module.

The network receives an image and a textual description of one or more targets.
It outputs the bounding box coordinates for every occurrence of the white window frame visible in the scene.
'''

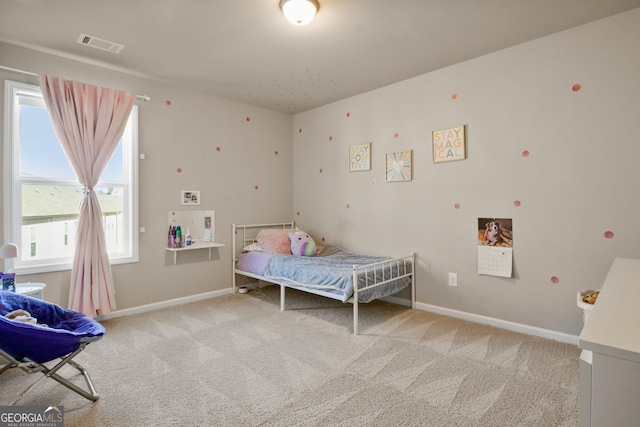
[3,80,139,274]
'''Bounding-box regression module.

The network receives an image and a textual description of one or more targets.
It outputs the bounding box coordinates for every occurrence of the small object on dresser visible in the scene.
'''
[1,272,16,292]
[582,290,600,305]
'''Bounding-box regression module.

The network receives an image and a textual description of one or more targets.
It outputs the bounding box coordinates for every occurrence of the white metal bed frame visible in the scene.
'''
[232,222,415,335]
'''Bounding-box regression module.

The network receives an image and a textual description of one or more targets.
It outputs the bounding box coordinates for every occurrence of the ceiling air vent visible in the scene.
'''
[76,33,124,54]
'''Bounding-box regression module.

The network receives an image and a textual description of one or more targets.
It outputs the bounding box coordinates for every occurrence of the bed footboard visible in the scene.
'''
[352,253,416,335]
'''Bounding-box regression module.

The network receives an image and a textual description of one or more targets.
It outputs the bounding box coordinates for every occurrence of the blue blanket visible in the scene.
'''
[264,245,411,303]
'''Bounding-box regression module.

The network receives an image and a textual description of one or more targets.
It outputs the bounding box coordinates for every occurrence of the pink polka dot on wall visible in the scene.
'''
[246,117,251,122]
[346,112,351,117]
[321,237,325,242]
[346,204,350,209]
[296,211,300,216]
[165,100,171,106]
[572,84,582,92]
[394,133,399,139]
[451,93,458,100]
[254,185,259,190]
[522,150,530,157]
[298,128,303,133]
[454,203,461,209]
[551,276,559,284]
[216,147,221,152]
[513,200,521,207]
[274,150,279,155]
[176,168,182,173]
[319,168,323,173]
[329,136,333,141]
[604,230,614,239]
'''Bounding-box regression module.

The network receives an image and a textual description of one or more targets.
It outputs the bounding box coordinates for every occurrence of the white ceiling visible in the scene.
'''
[1,0,639,114]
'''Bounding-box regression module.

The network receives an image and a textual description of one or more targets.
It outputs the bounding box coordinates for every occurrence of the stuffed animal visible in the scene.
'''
[289,230,317,257]
[582,291,599,305]
[5,309,48,327]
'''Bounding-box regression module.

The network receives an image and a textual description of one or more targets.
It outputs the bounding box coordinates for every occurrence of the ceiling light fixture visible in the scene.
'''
[279,0,319,26]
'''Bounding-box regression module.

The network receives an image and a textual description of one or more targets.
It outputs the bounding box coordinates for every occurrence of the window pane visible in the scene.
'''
[19,105,124,182]
[20,105,75,180]
[21,184,123,260]
[21,183,80,260]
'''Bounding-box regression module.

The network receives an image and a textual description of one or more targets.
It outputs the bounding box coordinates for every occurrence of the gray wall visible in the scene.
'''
[0,41,293,309]
[2,8,639,336]
[291,9,640,335]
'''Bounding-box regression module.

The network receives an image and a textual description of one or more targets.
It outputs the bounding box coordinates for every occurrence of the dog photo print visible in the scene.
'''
[477,218,513,247]
[477,218,513,278]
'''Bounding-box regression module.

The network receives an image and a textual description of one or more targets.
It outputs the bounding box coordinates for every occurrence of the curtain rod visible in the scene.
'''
[0,65,151,102]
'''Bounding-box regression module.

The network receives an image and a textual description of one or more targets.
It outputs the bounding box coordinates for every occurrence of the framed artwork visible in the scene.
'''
[349,143,372,171]
[432,125,466,163]
[386,150,413,182]
[181,190,201,206]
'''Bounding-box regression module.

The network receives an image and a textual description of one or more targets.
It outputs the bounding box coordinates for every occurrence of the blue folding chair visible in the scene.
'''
[0,290,106,403]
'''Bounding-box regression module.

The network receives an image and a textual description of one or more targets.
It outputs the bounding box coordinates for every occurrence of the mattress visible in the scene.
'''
[236,245,412,303]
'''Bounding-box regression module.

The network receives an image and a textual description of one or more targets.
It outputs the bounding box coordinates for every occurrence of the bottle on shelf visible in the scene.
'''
[176,226,182,247]
[171,226,177,248]
[185,229,192,246]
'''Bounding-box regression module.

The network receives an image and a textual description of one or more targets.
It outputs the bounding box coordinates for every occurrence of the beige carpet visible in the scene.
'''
[0,286,579,426]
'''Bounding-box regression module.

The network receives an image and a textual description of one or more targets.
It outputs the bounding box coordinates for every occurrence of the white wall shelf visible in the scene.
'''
[166,241,225,264]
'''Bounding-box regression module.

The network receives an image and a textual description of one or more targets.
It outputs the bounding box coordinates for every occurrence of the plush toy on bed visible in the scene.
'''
[289,230,317,257]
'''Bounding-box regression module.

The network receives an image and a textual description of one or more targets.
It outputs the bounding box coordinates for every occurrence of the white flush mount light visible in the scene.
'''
[279,0,319,26]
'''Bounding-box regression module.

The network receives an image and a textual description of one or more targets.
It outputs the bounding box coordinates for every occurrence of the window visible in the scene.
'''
[3,80,138,274]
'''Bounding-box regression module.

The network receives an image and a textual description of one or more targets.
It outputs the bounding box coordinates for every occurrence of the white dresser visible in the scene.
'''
[15,282,46,299]
[578,258,640,426]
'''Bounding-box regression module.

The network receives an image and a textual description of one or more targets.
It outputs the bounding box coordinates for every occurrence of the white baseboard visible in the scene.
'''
[415,301,579,345]
[96,288,232,321]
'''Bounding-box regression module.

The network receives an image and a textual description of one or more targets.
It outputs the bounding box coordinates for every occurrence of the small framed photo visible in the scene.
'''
[432,125,466,163]
[181,190,201,206]
[386,150,413,182]
[349,143,372,171]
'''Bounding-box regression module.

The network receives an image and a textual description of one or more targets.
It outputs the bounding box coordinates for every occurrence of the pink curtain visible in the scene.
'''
[39,75,134,317]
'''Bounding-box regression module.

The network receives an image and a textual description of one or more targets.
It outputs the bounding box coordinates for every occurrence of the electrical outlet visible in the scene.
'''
[448,272,458,287]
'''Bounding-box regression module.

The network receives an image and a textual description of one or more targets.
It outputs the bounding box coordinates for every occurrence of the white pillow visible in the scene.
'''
[242,242,263,252]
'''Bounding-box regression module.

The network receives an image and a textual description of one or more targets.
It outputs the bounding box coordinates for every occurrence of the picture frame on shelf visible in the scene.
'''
[181,190,201,206]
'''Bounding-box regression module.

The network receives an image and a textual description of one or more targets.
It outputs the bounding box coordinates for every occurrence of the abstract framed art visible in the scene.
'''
[386,150,413,182]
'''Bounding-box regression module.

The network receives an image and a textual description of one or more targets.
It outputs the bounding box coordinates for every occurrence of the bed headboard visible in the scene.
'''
[232,221,295,257]
[231,222,295,293]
